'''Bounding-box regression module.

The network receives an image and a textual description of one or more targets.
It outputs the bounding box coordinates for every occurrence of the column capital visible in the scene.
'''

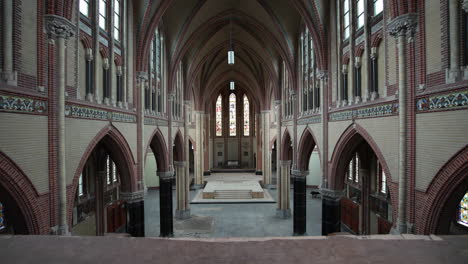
[121,190,145,203]
[280,160,292,168]
[354,57,361,68]
[463,0,468,13]
[291,169,308,178]
[136,71,148,81]
[157,171,175,180]
[85,48,93,61]
[319,188,344,200]
[44,15,75,40]
[388,13,418,38]
[341,64,348,74]
[174,161,187,168]
[317,71,328,80]
[274,100,282,106]
[370,47,378,60]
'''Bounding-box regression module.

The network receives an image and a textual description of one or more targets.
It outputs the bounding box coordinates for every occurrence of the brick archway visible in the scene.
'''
[419,147,468,234]
[0,152,44,234]
[67,125,138,227]
[297,127,321,171]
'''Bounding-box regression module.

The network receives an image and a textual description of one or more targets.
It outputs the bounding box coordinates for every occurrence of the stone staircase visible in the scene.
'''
[214,190,252,199]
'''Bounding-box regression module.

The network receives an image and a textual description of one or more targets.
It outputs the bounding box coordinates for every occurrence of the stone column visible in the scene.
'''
[320,188,343,235]
[447,0,461,83]
[261,111,271,186]
[121,190,145,237]
[341,65,348,106]
[85,48,94,101]
[275,100,281,186]
[292,170,308,235]
[277,160,291,218]
[194,111,204,188]
[370,47,379,100]
[1,0,17,85]
[354,57,362,104]
[388,13,418,234]
[45,15,74,236]
[175,161,190,219]
[158,171,174,237]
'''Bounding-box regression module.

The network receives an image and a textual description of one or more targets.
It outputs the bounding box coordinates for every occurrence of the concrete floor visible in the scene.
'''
[145,173,321,237]
[1,235,467,264]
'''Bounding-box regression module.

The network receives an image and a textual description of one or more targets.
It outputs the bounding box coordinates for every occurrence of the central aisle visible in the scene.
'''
[145,173,322,238]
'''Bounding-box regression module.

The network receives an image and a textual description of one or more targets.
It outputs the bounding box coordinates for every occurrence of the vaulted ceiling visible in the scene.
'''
[134,0,327,111]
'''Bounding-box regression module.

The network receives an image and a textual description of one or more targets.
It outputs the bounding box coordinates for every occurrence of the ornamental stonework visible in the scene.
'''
[144,117,168,126]
[329,103,398,121]
[65,104,137,123]
[298,115,321,125]
[417,89,468,113]
[0,94,47,114]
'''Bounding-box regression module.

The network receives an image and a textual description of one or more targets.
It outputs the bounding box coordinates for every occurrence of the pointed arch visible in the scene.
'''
[173,130,184,162]
[0,152,43,234]
[280,129,293,161]
[297,127,321,171]
[419,147,468,234]
[145,128,170,173]
[67,125,138,227]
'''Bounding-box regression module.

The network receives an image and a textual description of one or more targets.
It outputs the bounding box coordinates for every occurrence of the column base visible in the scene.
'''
[175,209,191,220]
[446,68,461,84]
[255,170,263,175]
[193,184,204,189]
[0,71,17,86]
[276,208,291,219]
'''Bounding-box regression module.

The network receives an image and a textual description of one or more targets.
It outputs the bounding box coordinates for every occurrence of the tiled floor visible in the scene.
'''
[145,172,322,238]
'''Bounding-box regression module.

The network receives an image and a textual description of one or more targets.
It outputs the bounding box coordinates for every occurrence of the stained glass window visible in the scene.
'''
[243,95,250,136]
[348,158,353,181]
[113,0,121,40]
[374,0,384,15]
[381,168,387,194]
[357,0,365,28]
[215,95,222,136]
[99,0,107,30]
[106,156,111,185]
[78,174,84,196]
[355,154,359,183]
[458,192,468,227]
[0,202,4,231]
[229,93,236,136]
[112,162,117,182]
[343,0,350,39]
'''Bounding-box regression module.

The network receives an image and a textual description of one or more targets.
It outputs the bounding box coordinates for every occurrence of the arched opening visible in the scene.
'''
[271,138,277,185]
[71,133,136,236]
[0,152,41,235]
[421,147,468,235]
[329,129,393,235]
[188,139,195,185]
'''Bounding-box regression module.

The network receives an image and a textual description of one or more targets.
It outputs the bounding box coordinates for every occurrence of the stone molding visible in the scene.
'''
[0,94,48,114]
[174,161,187,168]
[64,104,137,123]
[329,102,398,121]
[291,170,309,178]
[320,188,344,200]
[388,13,418,38]
[157,171,175,180]
[44,15,75,40]
[121,190,145,203]
[280,160,292,168]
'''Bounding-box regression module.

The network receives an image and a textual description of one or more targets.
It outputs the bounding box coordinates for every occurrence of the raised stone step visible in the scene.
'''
[214,190,252,199]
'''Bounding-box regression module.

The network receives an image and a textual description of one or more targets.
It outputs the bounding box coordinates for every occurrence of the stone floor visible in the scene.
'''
[145,172,321,237]
[1,235,467,263]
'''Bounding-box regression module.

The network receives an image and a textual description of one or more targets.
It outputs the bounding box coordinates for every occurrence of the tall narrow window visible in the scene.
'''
[229,93,236,136]
[348,158,354,181]
[458,192,468,227]
[381,170,386,194]
[78,174,84,196]
[357,0,365,29]
[374,0,384,16]
[343,0,350,39]
[113,0,121,41]
[354,154,360,183]
[112,162,117,182]
[215,95,222,136]
[106,156,111,185]
[79,0,90,17]
[99,0,107,30]
[243,95,250,136]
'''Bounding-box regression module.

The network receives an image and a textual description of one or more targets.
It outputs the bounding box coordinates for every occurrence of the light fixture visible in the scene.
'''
[228,16,234,65]
[230,81,235,90]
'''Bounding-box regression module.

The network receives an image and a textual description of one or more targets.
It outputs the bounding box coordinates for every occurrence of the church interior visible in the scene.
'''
[0,0,467,262]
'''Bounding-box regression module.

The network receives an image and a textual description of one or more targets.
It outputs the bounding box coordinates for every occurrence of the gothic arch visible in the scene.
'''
[173,130,184,162]
[280,129,293,161]
[0,152,43,234]
[297,127,321,172]
[67,125,138,226]
[419,146,468,234]
[145,128,170,172]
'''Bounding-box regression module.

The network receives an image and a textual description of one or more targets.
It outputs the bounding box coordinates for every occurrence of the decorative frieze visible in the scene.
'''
[388,13,418,38]
[298,115,321,125]
[0,94,48,114]
[44,15,75,40]
[65,103,136,123]
[416,89,468,113]
[144,117,168,126]
[329,103,398,121]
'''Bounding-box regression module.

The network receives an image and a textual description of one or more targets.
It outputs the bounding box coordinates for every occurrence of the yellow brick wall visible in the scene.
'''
[328,120,352,160]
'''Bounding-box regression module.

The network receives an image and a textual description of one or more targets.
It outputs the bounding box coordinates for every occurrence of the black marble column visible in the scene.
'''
[127,200,145,237]
[158,171,174,237]
[121,190,145,237]
[321,189,342,235]
[292,170,308,236]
